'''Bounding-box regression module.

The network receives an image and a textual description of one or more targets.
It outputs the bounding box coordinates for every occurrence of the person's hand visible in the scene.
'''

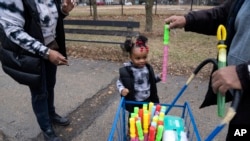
[159,73,162,79]
[212,66,242,95]
[121,88,129,96]
[48,49,69,66]
[61,0,77,15]
[164,15,186,29]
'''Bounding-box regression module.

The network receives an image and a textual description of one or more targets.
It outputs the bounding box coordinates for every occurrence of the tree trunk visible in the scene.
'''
[91,0,98,20]
[145,0,154,32]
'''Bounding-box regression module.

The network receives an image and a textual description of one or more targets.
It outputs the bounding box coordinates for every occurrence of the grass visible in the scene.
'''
[66,5,218,79]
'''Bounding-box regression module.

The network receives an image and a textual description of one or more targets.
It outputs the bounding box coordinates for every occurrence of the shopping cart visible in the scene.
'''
[107,97,202,141]
[108,58,216,141]
[107,58,242,141]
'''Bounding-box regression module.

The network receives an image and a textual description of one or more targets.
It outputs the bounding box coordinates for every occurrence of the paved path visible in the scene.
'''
[0,58,228,141]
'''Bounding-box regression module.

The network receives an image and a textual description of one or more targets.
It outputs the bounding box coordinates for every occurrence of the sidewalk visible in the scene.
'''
[0,58,122,141]
[0,58,227,141]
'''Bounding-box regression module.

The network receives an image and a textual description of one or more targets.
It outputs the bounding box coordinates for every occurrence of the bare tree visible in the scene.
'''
[145,0,154,32]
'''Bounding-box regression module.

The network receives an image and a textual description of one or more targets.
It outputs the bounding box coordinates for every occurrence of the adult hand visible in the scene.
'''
[121,88,129,96]
[164,15,186,29]
[61,0,77,14]
[212,66,242,95]
[48,49,69,66]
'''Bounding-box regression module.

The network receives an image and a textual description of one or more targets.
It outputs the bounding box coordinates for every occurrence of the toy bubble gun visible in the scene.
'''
[162,24,170,83]
[216,24,227,117]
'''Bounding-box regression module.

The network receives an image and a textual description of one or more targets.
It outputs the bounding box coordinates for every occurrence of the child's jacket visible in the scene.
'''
[118,63,160,112]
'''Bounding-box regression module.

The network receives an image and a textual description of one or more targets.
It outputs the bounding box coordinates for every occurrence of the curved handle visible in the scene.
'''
[165,58,218,114]
[217,25,227,41]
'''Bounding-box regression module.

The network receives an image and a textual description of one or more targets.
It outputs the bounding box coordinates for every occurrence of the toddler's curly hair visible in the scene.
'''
[124,35,148,54]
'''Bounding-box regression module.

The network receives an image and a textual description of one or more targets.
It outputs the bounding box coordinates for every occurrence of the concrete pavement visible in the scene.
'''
[0,57,227,141]
[0,57,121,141]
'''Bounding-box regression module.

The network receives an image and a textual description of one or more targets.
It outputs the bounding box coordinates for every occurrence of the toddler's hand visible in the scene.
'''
[121,88,129,96]
[159,73,162,79]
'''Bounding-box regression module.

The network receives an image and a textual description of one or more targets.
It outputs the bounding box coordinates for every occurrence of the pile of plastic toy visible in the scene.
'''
[129,102,188,141]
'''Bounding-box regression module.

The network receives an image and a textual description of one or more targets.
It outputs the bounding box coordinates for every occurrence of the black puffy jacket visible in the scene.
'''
[119,63,160,112]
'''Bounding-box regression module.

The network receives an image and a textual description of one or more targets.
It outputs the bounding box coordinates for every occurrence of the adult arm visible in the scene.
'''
[236,63,250,94]
[184,0,233,35]
[0,1,48,56]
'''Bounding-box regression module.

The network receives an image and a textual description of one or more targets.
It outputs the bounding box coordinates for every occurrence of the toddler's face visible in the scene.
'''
[130,47,148,68]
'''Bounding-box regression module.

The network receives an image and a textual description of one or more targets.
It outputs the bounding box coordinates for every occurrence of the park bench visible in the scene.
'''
[63,19,140,49]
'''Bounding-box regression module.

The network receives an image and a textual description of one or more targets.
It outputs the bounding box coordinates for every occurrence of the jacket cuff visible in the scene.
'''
[118,87,124,94]
[155,74,161,83]
[236,63,250,93]
[184,14,194,32]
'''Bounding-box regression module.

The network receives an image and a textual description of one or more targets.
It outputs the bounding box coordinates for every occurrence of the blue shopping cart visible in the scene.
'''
[107,97,202,141]
[108,58,242,141]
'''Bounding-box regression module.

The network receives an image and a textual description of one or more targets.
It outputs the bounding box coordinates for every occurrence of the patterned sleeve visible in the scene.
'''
[116,79,125,94]
[0,1,47,56]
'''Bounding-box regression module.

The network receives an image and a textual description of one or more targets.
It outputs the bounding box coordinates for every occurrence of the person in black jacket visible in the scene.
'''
[116,35,161,113]
[165,0,250,140]
[0,0,76,141]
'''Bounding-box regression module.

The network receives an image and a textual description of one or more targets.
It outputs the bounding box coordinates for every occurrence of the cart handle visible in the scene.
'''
[165,58,218,114]
[205,90,242,141]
